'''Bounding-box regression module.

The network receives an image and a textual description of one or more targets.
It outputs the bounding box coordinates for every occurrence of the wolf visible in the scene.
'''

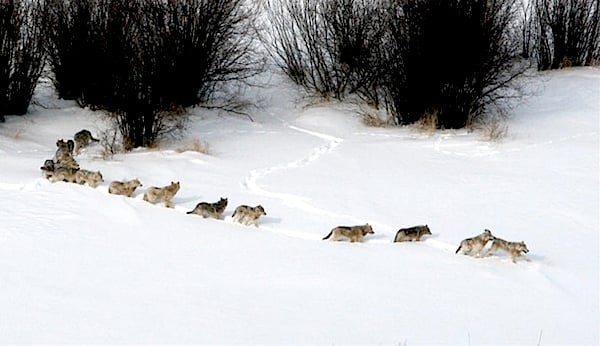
[231,204,266,227]
[55,155,80,171]
[40,159,55,179]
[74,169,104,188]
[54,139,75,161]
[486,238,530,263]
[323,224,374,243]
[393,225,431,242]
[74,129,99,154]
[109,179,143,197]
[143,181,180,208]
[455,229,495,257]
[53,139,79,170]
[187,197,228,219]
[48,167,78,183]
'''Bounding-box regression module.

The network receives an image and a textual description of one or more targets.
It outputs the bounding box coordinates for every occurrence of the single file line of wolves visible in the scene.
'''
[34,127,532,263]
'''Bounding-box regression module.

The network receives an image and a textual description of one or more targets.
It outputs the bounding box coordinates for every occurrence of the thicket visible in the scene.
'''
[383,0,529,128]
[0,0,46,122]
[267,0,531,129]
[530,0,600,70]
[45,0,262,149]
[264,0,389,105]
[4,0,598,135]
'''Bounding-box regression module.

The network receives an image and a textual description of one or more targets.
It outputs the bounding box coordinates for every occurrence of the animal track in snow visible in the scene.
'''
[242,124,342,216]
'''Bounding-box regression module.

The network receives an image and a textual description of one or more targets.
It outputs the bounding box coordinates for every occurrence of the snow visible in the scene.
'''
[0,68,598,344]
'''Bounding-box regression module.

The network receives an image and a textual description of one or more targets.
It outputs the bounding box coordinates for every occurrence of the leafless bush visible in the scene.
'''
[99,127,122,160]
[382,0,529,129]
[45,0,262,148]
[264,0,388,104]
[415,110,439,134]
[473,113,509,141]
[0,0,46,120]
[533,0,600,70]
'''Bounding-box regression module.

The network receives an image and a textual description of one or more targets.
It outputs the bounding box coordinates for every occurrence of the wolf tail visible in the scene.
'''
[90,135,100,142]
[322,230,333,240]
[455,245,462,254]
[186,210,194,214]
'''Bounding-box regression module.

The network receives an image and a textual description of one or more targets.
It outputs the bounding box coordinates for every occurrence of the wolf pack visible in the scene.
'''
[40,129,531,264]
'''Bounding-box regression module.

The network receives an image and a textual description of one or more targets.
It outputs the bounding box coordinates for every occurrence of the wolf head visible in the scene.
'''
[363,224,374,235]
[517,241,529,253]
[40,159,55,172]
[422,225,432,235]
[482,229,495,241]
[169,181,181,193]
[256,205,266,216]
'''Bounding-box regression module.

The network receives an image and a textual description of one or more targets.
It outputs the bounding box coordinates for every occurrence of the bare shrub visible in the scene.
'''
[533,0,600,70]
[382,0,529,129]
[264,0,388,105]
[45,0,96,101]
[99,127,122,160]
[0,0,46,120]
[473,114,509,142]
[415,110,439,134]
[45,0,262,148]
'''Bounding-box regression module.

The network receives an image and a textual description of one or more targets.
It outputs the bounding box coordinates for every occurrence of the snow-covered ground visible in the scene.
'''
[0,68,598,344]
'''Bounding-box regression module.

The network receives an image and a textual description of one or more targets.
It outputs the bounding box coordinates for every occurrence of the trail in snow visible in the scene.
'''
[238,123,471,252]
[355,129,598,158]
[241,124,342,216]
[433,131,598,157]
[233,122,542,266]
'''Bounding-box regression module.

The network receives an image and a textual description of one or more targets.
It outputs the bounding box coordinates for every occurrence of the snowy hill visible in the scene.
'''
[0,68,598,344]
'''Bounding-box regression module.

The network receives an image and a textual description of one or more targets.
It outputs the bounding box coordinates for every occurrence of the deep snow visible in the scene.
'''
[0,68,598,344]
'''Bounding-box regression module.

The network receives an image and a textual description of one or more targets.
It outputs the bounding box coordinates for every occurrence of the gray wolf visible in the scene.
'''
[394,225,431,242]
[455,229,495,257]
[187,197,228,219]
[486,237,529,263]
[55,155,80,171]
[109,179,143,197]
[40,159,55,179]
[74,129,99,154]
[54,139,74,161]
[323,224,374,242]
[231,204,266,227]
[54,139,79,170]
[143,181,180,208]
[75,169,104,188]
[48,167,78,183]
